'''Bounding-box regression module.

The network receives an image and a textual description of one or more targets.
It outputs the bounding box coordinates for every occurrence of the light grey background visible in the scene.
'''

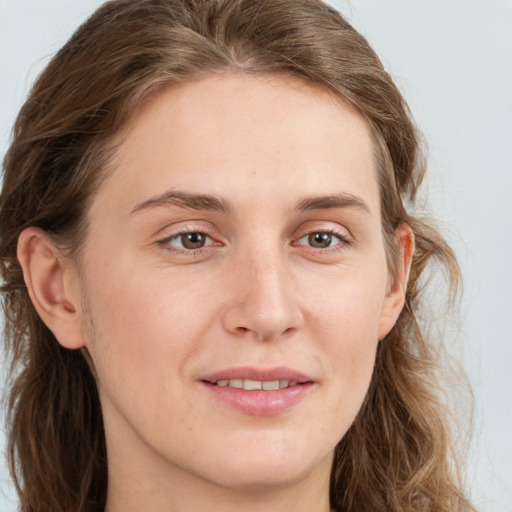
[1,1,511,511]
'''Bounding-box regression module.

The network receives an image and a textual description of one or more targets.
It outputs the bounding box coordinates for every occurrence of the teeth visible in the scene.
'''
[229,379,244,389]
[262,380,280,391]
[214,379,297,390]
[243,379,262,390]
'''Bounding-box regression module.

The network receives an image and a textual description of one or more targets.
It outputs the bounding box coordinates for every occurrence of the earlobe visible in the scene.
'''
[378,224,415,340]
[17,227,85,349]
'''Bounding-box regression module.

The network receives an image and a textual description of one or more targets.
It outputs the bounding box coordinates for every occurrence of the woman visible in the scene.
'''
[0,1,476,511]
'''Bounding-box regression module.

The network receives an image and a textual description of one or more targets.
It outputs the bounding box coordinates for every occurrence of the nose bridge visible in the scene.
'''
[222,238,303,340]
[251,245,289,309]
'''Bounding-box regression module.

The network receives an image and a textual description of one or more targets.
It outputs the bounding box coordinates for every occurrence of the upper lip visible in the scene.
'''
[200,366,313,384]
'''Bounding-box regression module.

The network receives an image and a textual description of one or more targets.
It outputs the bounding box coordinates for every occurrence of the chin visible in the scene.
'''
[207,464,320,493]
[190,439,334,493]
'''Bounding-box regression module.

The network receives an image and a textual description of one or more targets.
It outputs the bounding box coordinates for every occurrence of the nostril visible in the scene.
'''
[231,325,298,340]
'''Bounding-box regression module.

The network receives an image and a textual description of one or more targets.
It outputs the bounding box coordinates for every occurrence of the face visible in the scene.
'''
[73,74,402,495]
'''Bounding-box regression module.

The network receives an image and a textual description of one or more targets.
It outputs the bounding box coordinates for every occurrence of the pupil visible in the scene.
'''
[309,232,332,248]
[182,232,205,249]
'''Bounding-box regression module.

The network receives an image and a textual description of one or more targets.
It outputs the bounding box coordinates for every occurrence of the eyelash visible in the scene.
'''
[157,227,352,257]
[157,228,217,257]
[294,229,352,253]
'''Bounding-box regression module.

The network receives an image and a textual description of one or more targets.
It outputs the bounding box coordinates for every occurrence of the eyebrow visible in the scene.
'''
[131,190,231,214]
[295,193,371,214]
[131,190,370,215]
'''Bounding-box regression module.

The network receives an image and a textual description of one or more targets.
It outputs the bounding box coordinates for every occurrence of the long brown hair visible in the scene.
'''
[0,1,475,511]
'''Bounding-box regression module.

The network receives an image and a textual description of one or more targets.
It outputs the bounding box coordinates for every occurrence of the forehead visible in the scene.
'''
[92,73,378,217]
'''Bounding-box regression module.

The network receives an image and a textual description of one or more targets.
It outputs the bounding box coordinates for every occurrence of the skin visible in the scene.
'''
[18,73,413,512]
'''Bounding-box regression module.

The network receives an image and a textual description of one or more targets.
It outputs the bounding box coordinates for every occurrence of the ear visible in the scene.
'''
[17,227,85,349]
[378,224,415,340]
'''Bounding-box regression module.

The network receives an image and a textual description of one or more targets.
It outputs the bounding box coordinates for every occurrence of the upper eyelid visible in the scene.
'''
[293,221,353,239]
[154,220,353,243]
[162,226,211,237]
[156,221,216,238]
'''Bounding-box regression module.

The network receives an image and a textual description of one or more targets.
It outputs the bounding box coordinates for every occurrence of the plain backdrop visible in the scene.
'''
[1,1,511,511]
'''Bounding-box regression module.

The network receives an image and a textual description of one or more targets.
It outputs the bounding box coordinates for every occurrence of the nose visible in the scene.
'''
[221,247,304,342]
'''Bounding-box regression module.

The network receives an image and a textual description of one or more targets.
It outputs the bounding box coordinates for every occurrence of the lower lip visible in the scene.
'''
[201,382,314,416]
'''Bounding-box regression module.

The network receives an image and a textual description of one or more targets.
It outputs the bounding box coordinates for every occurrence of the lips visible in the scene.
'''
[199,366,315,416]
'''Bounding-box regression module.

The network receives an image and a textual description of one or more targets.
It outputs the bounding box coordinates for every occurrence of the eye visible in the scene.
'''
[297,231,348,249]
[160,231,213,251]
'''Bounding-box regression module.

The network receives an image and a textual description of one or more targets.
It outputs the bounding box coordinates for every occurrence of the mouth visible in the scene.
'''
[208,378,299,390]
[199,367,315,416]
[200,366,313,389]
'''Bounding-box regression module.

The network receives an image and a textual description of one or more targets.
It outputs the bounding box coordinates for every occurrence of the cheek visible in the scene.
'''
[84,270,208,366]
[81,269,219,448]
[303,263,387,422]
[304,258,388,343]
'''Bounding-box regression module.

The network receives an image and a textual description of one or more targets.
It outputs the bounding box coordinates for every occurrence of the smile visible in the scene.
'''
[214,379,297,390]
[200,367,315,416]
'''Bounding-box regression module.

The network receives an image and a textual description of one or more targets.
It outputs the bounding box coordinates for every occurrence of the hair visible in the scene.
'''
[0,1,475,511]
